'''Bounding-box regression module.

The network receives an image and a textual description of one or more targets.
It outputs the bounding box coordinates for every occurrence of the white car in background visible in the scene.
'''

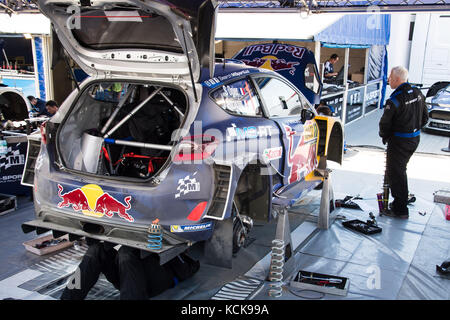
[425,82,450,135]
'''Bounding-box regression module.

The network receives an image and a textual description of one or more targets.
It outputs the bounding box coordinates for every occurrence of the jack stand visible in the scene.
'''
[274,206,293,262]
[266,205,295,285]
[318,168,334,230]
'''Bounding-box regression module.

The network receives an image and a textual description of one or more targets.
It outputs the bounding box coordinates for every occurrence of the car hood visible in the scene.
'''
[38,0,217,81]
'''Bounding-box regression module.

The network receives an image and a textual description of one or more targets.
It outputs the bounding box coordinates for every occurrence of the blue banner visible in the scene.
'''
[34,37,46,100]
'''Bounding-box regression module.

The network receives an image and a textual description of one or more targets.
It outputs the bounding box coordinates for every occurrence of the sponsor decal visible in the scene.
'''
[226,123,274,142]
[263,146,283,160]
[203,69,254,89]
[241,43,306,59]
[242,55,300,76]
[170,221,213,233]
[57,184,134,222]
[0,147,25,171]
[302,122,319,143]
[0,174,22,183]
[175,173,200,199]
[283,124,318,184]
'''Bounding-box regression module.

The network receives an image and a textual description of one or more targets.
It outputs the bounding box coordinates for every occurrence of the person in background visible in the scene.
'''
[379,66,429,219]
[324,54,339,79]
[27,95,52,117]
[45,100,59,116]
[316,101,334,116]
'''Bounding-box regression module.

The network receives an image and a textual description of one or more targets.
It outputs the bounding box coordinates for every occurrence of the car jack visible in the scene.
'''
[267,203,294,297]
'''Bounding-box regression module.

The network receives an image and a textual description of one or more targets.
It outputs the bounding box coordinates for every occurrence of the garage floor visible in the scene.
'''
[0,109,449,300]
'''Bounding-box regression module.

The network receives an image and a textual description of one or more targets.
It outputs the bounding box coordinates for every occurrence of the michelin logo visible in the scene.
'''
[171,222,212,233]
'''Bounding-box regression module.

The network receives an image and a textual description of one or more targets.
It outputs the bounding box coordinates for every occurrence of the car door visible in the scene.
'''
[252,75,319,189]
[209,76,283,178]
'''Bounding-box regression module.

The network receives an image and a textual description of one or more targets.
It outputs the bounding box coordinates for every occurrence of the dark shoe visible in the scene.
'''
[383,209,409,219]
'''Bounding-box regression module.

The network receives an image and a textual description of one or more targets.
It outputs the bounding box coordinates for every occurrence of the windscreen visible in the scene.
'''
[71,9,182,52]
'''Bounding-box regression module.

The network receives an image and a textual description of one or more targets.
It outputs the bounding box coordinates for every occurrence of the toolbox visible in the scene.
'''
[342,219,382,235]
[290,270,349,296]
[434,190,450,205]
[0,193,17,216]
[23,234,74,255]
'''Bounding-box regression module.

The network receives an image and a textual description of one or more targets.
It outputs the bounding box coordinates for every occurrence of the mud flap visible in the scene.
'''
[203,218,233,269]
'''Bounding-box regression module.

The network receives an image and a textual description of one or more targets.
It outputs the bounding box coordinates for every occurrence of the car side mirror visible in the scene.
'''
[301,109,315,123]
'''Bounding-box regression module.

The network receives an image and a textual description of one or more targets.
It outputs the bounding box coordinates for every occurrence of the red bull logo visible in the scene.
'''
[241,43,306,59]
[57,184,134,222]
[242,55,300,76]
[284,124,318,184]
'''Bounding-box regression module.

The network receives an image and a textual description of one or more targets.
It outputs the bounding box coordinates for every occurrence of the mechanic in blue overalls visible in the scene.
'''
[61,243,200,300]
[379,66,429,219]
[27,95,52,117]
[45,100,59,116]
[323,53,339,79]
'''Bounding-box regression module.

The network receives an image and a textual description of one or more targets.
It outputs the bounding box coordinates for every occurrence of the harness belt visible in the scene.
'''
[393,130,421,138]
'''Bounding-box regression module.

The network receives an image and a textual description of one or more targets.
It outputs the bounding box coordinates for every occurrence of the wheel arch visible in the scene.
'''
[315,116,344,165]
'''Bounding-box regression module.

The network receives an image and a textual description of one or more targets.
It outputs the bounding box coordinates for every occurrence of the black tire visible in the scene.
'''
[232,217,246,254]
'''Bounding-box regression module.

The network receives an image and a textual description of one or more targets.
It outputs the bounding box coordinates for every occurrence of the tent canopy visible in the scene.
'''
[315,14,391,48]
[218,0,450,12]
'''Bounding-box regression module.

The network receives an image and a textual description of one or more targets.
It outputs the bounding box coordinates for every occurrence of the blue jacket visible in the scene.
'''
[32,99,52,117]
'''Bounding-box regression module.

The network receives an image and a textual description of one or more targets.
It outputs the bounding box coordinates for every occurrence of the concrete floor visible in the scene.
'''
[0,110,449,300]
[345,109,450,156]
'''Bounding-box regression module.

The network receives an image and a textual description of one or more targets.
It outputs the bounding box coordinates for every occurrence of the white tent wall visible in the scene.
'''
[215,11,343,41]
[0,13,50,34]
[408,13,430,85]
[386,13,414,97]
[409,13,450,87]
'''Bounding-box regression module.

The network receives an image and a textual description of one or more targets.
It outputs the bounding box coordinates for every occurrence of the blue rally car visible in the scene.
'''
[22,0,343,266]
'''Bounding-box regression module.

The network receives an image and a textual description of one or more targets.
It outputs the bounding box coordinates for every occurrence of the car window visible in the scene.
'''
[254,77,303,117]
[211,78,262,116]
[304,63,321,94]
[71,9,182,53]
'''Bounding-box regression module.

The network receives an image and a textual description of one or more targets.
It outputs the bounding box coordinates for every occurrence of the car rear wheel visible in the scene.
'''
[231,201,253,254]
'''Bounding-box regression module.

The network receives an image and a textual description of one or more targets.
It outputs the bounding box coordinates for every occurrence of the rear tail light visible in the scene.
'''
[186,201,208,221]
[40,121,47,145]
[173,135,219,162]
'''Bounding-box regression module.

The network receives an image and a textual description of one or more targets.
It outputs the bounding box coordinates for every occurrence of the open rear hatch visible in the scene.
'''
[58,80,188,179]
[38,0,217,81]
[37,0,218,179]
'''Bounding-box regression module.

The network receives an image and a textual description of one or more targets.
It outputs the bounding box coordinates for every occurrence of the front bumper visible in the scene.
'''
[22,209,191,265]
[425,118,450,133]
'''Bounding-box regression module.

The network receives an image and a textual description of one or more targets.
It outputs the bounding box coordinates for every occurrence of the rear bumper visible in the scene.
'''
[22,209,191,265]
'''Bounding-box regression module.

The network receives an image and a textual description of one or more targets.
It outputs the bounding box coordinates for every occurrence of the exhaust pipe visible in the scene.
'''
[82,222,105,235]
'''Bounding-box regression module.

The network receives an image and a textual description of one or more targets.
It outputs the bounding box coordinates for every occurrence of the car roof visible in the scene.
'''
[200,61,279,89]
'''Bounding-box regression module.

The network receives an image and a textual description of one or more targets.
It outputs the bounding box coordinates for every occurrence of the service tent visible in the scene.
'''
[315,14,391,105]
